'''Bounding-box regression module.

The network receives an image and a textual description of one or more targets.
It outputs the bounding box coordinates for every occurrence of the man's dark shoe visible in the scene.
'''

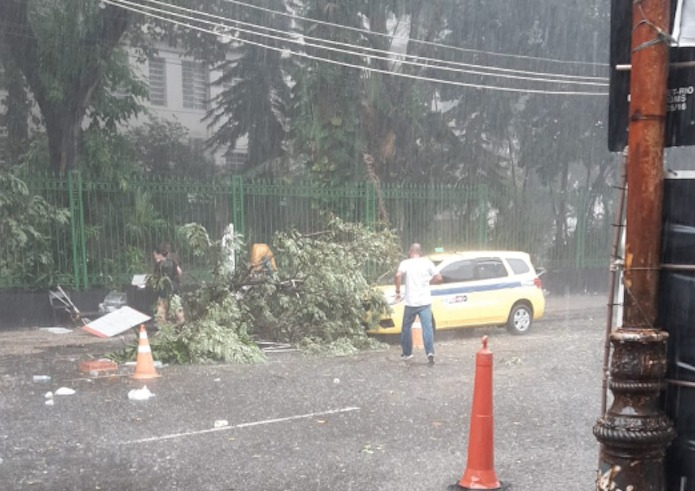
[427,354,435,366]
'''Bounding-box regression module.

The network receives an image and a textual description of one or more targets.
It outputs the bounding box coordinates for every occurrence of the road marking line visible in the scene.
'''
[119,406,361,445]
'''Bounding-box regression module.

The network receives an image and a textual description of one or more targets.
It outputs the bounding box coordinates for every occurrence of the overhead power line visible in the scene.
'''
[140,0,607,85]
[219,0,608,68]
[103,0,608,96]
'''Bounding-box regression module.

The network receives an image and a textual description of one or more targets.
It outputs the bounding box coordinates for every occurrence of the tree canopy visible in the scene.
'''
[0,0,137,173]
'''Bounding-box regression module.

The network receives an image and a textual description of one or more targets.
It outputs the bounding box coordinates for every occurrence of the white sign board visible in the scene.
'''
[674,0,695,46]
[83,306,151,338]
[131,274,148,288]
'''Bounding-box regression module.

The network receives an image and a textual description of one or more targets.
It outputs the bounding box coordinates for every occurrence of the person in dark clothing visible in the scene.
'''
[152,242,184,324]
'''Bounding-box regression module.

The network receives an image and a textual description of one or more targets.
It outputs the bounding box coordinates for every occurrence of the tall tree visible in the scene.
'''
[289,0,367,183]
[0,50,30,166]
[0,0,132,173]
[204,0,291,174]
[358,1,440,184]
[286,1,450,184]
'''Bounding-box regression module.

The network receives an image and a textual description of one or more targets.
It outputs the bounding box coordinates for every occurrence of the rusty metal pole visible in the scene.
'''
[594,0,675,489]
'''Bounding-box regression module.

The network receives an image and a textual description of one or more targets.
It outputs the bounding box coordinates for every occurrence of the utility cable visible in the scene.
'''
[138,0,608,84]
[218,0,608,68]
[103,0,608,96]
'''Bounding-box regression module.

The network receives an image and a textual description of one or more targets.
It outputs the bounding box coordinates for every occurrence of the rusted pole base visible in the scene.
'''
[594,328,675,490]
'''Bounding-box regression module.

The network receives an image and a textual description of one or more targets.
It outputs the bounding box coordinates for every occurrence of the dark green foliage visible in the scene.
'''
[134,217,400,364]
[289,1,394,184]
[246,217,401,346]
[205,1,291,174]
[0,171,69,287]
[86,47,149,133]
[127,117,218,178]
[154,295,263,365]
[0,50,31,165]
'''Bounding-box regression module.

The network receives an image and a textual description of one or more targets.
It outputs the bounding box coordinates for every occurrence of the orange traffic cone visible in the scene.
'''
[412,319,424,349]
[131,325,160,380]
[450,336,501,490]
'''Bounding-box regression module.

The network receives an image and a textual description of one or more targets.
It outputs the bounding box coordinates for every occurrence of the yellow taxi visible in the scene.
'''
[368,250,545,336]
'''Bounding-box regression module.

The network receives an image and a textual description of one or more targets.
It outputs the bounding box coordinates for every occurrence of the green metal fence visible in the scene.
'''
[1,171,612,290]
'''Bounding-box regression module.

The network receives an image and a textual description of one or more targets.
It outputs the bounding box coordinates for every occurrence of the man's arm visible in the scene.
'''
[430,273,442,285]
[394,270,403,295]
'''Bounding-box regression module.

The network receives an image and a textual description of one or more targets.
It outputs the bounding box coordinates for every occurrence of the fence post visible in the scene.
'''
[364,181,376,229]
[477,184,488,248]
[575,191,587,270]
[67,170,88,289]
[230,175,245,238]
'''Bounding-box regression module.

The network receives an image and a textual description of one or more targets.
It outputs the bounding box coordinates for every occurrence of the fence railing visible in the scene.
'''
[2,171,612,290]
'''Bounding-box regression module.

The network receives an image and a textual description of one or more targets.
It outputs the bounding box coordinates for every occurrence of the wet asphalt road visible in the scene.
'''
[0,294,608,491]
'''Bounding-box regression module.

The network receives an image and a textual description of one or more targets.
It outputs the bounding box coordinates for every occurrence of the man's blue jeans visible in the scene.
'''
[400,304,434,356]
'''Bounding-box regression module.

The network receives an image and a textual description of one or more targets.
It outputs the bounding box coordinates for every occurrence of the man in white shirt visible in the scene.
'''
[394,243,442,365]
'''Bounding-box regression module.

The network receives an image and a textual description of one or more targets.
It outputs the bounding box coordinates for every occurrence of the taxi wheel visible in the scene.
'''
[506,303,532,335]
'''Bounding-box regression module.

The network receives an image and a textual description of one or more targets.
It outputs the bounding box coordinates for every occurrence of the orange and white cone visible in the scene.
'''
[450,336,502,490]
[131,325,160,380]
[412,319,424,349]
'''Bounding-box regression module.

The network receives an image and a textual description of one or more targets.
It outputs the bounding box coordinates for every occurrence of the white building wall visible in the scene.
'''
[129,46,247,168]
[137,50,211,138]
[0,45,248,169]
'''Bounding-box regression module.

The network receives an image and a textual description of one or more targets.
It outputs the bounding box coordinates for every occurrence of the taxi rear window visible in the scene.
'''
[507,258,531,274]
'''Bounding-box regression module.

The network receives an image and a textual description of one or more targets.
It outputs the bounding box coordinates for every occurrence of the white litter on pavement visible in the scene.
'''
[45,400,54,406]
[39,327,73,334]
[128,385,155,401]
[214,420,229,428]
[55,387,76,395]
[45,392,53,399]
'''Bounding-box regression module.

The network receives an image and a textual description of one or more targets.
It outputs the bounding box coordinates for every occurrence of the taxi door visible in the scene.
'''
[469,258,513,325]
[432,257,510,329]
[432,258,482,328]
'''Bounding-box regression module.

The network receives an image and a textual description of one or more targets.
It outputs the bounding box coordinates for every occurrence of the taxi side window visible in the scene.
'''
[475,259,507,279]
[440,260,475,283]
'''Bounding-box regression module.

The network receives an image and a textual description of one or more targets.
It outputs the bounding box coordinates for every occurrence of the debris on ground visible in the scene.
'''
[128,386,155,401]
[79,359,118,376]
[39,327,73,334]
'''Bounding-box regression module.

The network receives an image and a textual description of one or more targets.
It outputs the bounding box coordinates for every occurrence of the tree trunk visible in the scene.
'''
[0,0,130,173]
[552,160,570,261]
[44,110,82,173]
[0,55,29,166]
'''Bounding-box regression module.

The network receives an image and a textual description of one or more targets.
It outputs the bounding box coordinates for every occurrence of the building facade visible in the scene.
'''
[0,45,247,170]
[132,45,247,170]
